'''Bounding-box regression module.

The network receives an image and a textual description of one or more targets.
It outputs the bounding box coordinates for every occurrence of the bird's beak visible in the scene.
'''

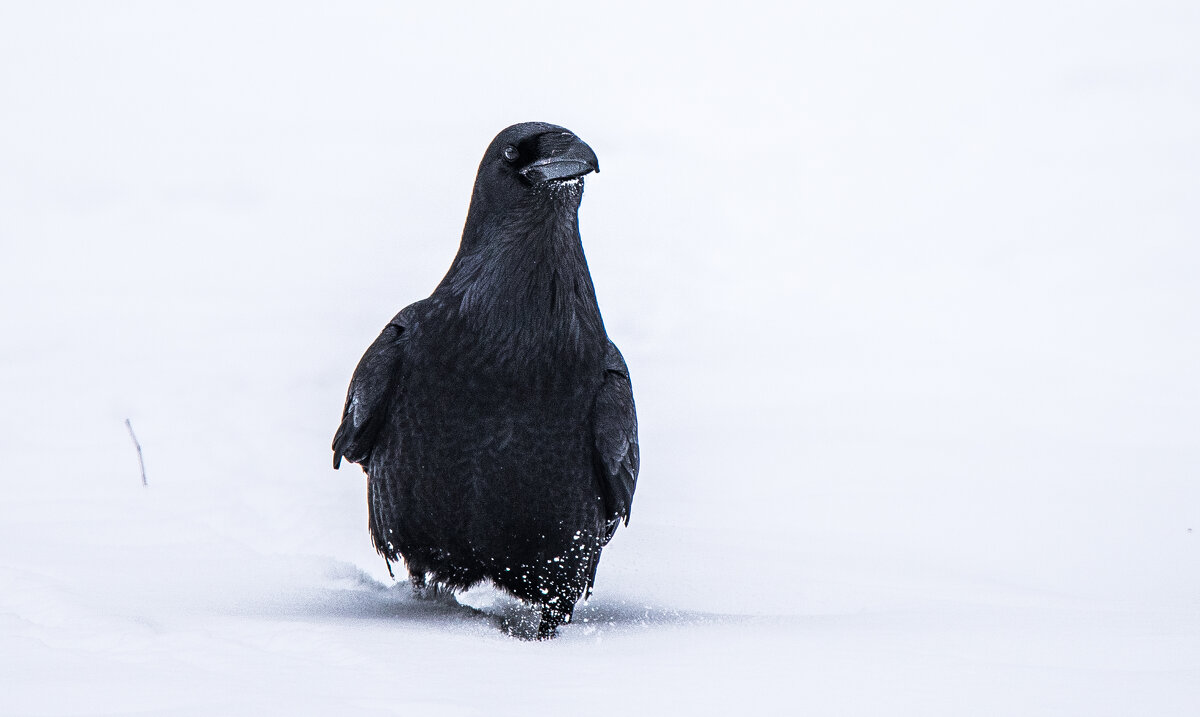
[520,134,600,183]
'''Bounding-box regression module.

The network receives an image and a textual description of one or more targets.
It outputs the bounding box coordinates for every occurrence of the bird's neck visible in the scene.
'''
[437,192,607,368]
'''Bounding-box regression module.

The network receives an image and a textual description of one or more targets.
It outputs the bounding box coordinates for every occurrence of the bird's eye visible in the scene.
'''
[503,145,519,162]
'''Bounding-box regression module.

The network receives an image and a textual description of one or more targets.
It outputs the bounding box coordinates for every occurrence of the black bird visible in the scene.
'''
[332,122,639,638]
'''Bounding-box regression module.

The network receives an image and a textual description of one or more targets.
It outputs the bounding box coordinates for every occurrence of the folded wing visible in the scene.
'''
[332,309,412,469]
[591,341,640,543]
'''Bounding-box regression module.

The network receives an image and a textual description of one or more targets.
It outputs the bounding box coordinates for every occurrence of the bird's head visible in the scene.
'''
[468,122,599,216]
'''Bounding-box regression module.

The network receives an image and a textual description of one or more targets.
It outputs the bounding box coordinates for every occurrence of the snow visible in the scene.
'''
[2,1,1198,714]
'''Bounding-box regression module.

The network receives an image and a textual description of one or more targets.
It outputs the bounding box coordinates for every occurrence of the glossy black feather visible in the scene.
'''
[332,122,638,638]
[593,341,639,541]
[331,309,412,468]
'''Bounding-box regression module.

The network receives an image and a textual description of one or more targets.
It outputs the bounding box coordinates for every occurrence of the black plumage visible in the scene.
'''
[332,122,639,638]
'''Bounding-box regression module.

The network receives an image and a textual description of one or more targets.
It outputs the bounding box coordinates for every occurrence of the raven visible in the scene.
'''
[332,122,639,639]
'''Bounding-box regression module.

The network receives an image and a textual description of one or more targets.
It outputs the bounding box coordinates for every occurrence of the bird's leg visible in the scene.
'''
[536,600,574,640]
[408,569,428,596]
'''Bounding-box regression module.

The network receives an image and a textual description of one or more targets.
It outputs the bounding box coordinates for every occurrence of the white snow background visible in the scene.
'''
[2,1,1198,714]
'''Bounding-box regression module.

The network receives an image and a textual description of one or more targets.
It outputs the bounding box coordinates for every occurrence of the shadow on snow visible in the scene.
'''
[251,560,739,640]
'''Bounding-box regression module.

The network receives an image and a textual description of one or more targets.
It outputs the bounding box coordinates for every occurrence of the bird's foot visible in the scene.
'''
[410,579,459,605]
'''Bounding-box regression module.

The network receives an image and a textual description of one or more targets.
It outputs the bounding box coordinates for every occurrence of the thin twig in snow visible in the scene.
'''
[125,418,147,487]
